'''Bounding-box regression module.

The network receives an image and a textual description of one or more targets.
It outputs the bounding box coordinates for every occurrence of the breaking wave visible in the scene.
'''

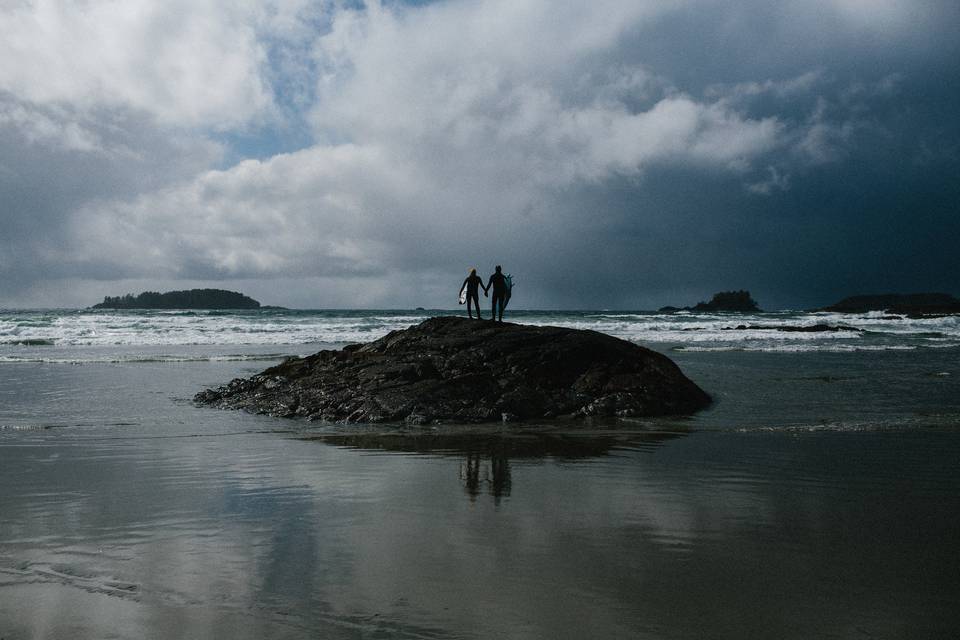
[0,308,958,353]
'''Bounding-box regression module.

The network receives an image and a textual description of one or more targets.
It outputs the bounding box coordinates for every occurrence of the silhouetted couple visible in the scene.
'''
[459,265,509,322]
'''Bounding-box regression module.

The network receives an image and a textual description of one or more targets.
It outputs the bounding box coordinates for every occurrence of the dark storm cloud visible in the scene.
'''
[0,95,223,302]
[479,0,960,309]
[1,1,958,308]
[527,68,960,310]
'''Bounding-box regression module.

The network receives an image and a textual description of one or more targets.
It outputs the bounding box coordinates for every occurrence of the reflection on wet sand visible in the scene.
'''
[4,344,960,638]
[460,453,511,504]
[4,423,960,638]
[300,428,685,503]
[460,452,511,502]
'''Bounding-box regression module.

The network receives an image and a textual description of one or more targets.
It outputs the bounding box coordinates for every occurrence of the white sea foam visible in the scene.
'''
[0,310,430,347]
[0,353,297,364]
[519,312,959,352]
[672,344,928,353]
[0,309,958,353]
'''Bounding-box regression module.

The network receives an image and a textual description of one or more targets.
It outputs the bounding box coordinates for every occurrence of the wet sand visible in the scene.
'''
[1,348,959,638]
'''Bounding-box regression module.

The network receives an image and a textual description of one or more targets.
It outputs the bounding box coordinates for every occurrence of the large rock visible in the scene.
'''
[195,316,711,424]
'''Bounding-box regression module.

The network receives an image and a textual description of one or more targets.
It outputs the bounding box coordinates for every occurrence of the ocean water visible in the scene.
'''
[1,309,959,638]
[3,307,960,353]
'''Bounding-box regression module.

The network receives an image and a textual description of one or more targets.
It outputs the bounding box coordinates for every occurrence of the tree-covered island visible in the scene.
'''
[659,290,762,313]
[92,288,263,310]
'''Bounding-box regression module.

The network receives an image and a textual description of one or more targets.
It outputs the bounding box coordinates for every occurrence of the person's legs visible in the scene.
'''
[492,292,504,322]
[470,293,481,319]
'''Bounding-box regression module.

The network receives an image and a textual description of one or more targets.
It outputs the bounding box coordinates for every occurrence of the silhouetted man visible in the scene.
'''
[487,265,507,322]
[459,268,484,319]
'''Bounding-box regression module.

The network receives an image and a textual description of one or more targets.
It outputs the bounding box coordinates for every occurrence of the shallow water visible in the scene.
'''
[1,312,959,638]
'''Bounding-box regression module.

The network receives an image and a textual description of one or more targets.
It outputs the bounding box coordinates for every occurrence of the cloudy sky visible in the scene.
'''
[1,0,957,310]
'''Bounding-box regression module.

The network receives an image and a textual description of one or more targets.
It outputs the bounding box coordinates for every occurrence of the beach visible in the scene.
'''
[2,309,959,638]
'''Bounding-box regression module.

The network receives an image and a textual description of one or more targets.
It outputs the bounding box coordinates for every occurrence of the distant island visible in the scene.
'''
[660,290,761,313]
[92,288,268,310]
[819,293,960,316]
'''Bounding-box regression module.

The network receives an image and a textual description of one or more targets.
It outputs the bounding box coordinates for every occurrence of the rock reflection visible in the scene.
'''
[301,428,685,502]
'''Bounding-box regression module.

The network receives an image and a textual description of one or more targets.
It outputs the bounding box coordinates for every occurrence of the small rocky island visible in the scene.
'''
[660,290,761,313]
[93,288,267,310]
[195,316,711,424]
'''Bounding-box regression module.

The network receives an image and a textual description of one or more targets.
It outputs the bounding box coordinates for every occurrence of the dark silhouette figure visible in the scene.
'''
[462,453,482,499]
[459,269,484,319]
[460,451,512,504]
[489,453,512,502]
[486,265,507,322]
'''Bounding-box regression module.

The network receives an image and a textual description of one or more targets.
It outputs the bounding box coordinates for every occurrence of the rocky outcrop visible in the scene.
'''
[819,293,960,316]
[722,323,861,333]
[659,290,761,313]
[195,316,711,424]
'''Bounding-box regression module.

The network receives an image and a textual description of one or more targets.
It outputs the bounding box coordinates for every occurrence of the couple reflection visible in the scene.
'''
[307,430,683,504]
[460,451,511,503]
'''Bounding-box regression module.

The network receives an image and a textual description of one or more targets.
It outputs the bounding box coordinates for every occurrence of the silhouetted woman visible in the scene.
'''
[459,268,484,319]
